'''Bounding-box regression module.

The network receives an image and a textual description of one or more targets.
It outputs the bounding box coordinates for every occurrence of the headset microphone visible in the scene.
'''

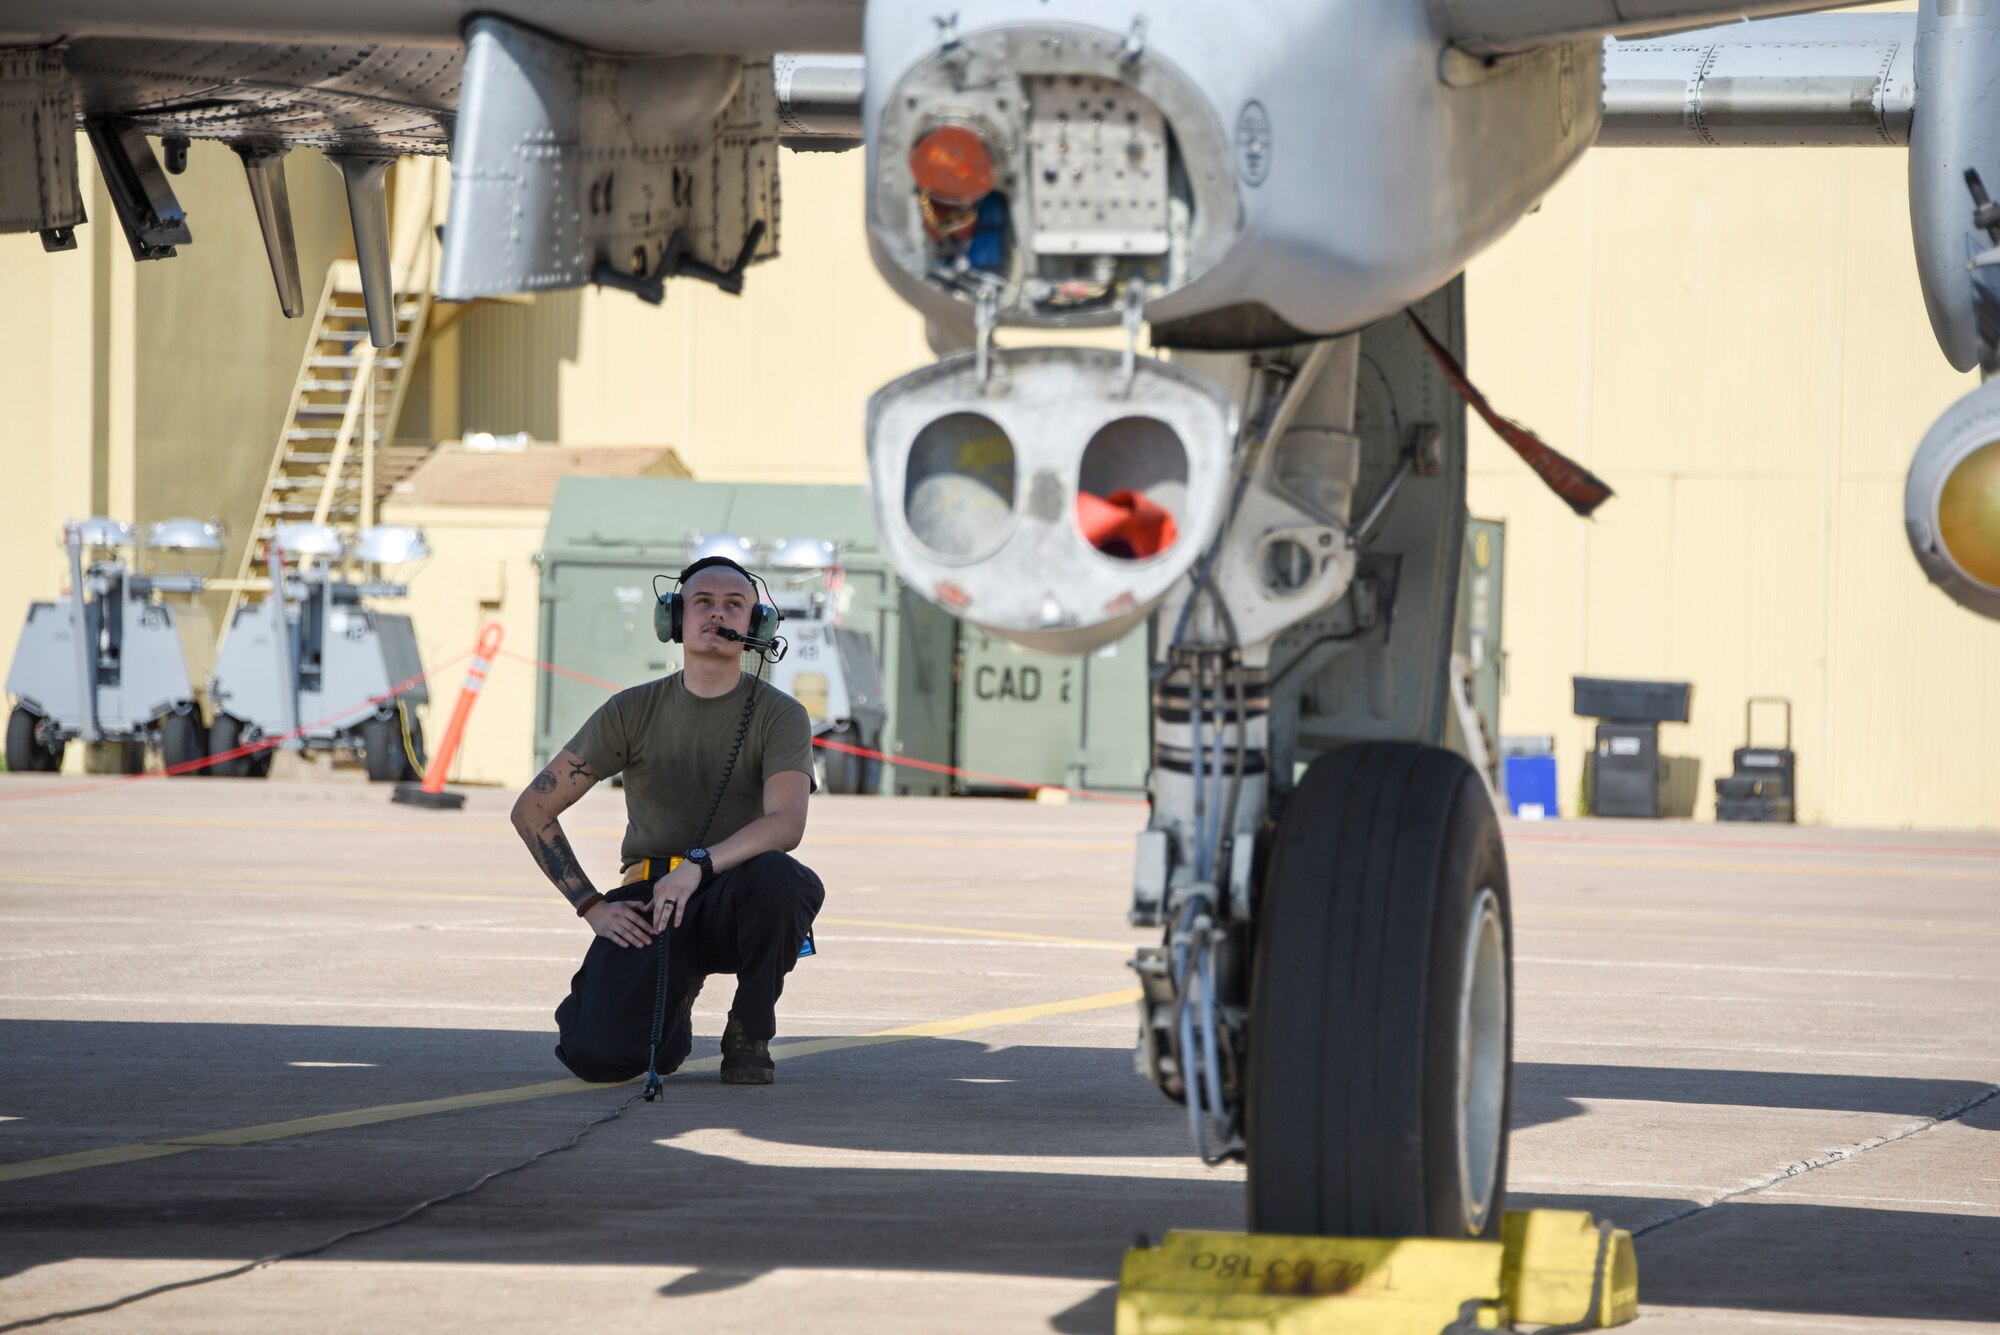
[715,625,788,662]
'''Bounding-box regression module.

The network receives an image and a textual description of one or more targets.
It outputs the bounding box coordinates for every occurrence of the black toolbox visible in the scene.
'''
[1715,698,1796,823]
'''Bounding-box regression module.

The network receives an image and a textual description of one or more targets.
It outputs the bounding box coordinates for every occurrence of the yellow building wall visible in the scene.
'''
[0,157,123,692]
[374,501,550,789]
[1464,146,2000,828]
[0,257,87,685]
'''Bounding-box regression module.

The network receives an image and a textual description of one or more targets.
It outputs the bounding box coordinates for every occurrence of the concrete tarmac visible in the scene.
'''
[0,774,1994,1333]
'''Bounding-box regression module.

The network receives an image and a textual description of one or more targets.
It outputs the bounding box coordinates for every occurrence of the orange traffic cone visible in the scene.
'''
[393,622,503,811]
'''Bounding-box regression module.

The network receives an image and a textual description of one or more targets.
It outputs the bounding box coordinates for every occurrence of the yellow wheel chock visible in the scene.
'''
[1115,1209,1638,1334]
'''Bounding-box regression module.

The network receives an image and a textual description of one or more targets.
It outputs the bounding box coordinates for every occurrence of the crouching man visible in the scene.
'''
[511,556,825,1085]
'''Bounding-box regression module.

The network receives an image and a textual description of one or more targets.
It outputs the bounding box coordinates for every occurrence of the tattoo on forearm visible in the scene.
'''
[525,819,599,909]
[529,768,558,794]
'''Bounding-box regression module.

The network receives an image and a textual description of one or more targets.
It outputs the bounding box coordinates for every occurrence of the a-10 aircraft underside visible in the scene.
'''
[44,39,459,155]
[5,0,1999,1292]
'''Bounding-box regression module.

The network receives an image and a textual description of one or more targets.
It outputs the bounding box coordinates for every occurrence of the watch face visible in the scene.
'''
[688,848,708,861]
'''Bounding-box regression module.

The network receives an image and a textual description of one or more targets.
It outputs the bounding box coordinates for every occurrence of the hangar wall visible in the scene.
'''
[1464,146,1999,828]
[1,135,1994,827]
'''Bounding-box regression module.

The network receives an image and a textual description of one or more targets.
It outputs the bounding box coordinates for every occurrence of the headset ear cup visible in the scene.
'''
[753,603,780,642]
[655,593,680,644]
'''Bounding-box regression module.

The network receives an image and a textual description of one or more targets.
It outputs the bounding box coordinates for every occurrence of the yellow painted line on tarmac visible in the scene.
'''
[0,987,1140,1186]
[1510,852,1999,884]
[817,916,1138,950]
[875,987,1139,1035]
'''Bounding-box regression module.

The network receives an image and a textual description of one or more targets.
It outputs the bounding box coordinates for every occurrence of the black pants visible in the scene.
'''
[554,851,825,1082]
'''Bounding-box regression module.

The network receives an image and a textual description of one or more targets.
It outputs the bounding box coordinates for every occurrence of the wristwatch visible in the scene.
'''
[685,847,714,887]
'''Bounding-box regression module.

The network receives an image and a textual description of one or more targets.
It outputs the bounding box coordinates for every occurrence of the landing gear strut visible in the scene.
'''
[1126,283,1513,1242]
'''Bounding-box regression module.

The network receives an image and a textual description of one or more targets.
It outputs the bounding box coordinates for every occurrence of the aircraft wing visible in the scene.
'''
[45,39,457,158]
[1433,0,1866,53]
[1600,12,1914,147]
[0,3,863,346]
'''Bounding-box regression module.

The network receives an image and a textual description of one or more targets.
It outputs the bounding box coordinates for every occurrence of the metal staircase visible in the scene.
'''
[222,163,441,626]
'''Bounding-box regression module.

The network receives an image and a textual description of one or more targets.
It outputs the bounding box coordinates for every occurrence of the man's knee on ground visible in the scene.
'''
[555,1032,645,1083]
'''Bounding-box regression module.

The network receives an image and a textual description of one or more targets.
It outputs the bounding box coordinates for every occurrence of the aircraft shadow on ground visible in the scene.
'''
[1512,1062,1998,1130]
[1,1021,1993,1328]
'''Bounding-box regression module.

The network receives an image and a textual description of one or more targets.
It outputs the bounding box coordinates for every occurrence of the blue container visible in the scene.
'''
[1504,755,1559,819]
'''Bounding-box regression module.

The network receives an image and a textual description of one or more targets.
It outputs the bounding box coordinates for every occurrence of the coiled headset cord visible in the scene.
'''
[643,675,759,1100]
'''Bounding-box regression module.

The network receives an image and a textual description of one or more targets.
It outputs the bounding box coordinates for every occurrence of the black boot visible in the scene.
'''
[719,1016,774,1085]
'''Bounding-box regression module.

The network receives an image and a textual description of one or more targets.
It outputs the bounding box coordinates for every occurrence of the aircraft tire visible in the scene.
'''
[208,714,261,779]
[161,710,208,775]
[362,715,407,783]
[1245,741,1512,1241]
[6,706,61,773]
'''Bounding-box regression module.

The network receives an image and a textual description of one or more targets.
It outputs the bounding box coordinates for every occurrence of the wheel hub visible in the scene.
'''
[1456,886,1507,1234]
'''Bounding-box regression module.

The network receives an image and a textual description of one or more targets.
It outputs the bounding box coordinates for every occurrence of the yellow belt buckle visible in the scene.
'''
[623,856,683,887]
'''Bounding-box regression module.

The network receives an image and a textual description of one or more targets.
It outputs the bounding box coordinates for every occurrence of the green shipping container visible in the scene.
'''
[536,478,1150,798]
[955,627,1150,796]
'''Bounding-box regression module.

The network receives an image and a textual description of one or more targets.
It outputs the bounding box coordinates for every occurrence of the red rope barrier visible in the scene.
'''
[0,640,1152,808]
[498,648,1149,806]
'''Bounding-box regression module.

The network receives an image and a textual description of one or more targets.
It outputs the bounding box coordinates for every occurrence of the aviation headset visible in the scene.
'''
[653,555,782,647]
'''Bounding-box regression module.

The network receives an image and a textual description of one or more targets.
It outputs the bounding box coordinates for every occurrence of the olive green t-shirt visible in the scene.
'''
[563,672,815,874]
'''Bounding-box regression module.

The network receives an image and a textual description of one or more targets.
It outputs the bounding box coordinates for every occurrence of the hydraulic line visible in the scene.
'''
[1196,932,1229,1152]
[1174,912,1206,1155]
[1172,897,1237,1165]
[1203,592,1247,902]
[1177,983,1206,1155]
[1204,666,1225,883]
[1190,658,1207,879]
